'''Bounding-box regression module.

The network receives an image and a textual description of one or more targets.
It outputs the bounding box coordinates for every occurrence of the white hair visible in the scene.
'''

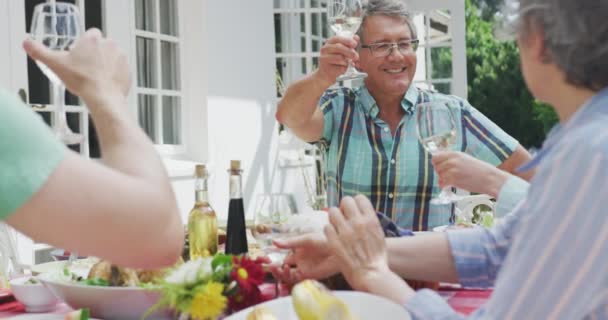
[507,0,608,90]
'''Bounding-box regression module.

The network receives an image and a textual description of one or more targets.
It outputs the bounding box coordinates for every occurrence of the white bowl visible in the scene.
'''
[37,272,169,320]
[9,276,59,313]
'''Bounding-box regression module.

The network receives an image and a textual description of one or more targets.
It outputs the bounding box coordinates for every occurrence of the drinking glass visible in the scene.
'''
[31,1,84,145]
[252,194,295,297]
[327,0,367,81]
[416,101,464,205]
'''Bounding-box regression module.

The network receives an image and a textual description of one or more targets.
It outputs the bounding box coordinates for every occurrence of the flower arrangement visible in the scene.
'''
[145,254,267,320]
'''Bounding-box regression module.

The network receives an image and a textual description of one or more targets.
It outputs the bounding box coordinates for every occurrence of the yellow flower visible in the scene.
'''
[189,282,227,320]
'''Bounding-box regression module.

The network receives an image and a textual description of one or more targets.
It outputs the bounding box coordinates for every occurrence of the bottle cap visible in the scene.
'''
[194,164,207,177]
[230,160,241,171]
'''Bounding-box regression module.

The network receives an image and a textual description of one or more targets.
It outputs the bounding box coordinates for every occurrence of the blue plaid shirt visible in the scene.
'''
[319,85,518,231]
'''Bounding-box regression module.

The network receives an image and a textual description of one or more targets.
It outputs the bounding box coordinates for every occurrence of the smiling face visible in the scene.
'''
[356,15,417,100]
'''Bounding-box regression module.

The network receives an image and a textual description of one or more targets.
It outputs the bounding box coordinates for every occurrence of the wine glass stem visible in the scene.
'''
[53,82,70,134]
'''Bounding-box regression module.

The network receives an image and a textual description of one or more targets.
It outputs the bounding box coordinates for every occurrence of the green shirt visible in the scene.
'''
[0,89,66,219]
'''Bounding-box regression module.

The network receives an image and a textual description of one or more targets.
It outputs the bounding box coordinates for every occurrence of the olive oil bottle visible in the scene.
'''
[188,164,218,259]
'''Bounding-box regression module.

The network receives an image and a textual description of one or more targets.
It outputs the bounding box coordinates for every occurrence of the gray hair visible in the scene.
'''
[512,0,608,91]
[357,0,418,42]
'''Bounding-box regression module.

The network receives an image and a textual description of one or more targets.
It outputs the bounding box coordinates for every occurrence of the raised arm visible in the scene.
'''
[5,29,182,269]
[275,35,358,142]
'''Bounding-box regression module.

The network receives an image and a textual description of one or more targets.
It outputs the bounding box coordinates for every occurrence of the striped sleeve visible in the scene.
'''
[319,88,350,145]
[446,208,521,288]
[460,100,519,166]
[479,141,608,319]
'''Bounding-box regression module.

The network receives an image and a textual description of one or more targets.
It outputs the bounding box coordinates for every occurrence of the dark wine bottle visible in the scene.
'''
[225,160,248,255]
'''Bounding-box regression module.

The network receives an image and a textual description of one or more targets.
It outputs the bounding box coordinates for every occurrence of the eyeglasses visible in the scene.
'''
[361,39,420,57]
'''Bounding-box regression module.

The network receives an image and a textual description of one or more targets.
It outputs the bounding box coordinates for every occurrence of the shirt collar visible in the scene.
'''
[357,85,419,119]
[517,87,608,173]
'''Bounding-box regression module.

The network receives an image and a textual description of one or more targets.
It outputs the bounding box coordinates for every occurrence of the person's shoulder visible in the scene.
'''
[322,86,355,100]
[566,117,608,157]
[419,89,469,107]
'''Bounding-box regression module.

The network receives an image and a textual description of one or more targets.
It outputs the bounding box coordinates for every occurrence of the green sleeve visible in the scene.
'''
[0,88,67,219]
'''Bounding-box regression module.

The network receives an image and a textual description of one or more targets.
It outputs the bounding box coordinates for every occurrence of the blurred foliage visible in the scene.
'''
[432,0,559,148]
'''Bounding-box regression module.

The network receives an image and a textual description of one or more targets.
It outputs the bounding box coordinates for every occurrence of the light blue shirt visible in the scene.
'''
[405,87,608,319]
[495,175,529,217]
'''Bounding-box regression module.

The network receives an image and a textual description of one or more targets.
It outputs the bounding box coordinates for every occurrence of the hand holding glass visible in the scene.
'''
[30,2,84,145]
[327,0,367,81]
[416,101,464,205]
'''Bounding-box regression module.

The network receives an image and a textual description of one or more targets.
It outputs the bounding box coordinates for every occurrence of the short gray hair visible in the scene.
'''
[357,0,418,42]
[514,0,608,91]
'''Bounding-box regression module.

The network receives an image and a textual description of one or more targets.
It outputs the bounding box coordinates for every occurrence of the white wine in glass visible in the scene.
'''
[30,1,84,145]
[328,0,367,81]
[416,101,464,205]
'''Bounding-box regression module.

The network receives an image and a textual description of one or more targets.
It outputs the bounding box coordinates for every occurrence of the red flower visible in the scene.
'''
[229,256,265,294]
[228,284,266,311]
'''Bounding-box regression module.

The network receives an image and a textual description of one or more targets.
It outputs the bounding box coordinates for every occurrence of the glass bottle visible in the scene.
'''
[225,160,248,255]
[188,164,218,259]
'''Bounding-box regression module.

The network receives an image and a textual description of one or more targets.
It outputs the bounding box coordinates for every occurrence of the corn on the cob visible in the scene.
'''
[291,280,356,320]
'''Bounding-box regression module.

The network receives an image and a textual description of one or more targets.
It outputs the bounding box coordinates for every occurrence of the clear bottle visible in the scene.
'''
[225,160,248,255]
[188,164,218,259]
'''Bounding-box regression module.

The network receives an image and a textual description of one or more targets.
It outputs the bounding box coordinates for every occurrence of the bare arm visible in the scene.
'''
[387,234,459,283]
[6,29,182,268]
[275,36,358,142]
[497,144,534,181]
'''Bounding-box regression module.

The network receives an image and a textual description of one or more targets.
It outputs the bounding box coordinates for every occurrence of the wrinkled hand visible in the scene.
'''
[431,151,509,198]
[315,35,360,86]
[23,28,131,106]
[270,232,339,285]
[324,195,390,292]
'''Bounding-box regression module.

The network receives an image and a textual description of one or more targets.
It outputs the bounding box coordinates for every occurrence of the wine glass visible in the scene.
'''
[252,194,295,297]
[416,101,464,205]
[327,0,367,81]
[31,1,84,145]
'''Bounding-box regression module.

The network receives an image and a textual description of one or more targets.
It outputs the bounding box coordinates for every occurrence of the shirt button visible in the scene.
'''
[391,159,396,164]
[384,127,389,132]
[388,193,394,199]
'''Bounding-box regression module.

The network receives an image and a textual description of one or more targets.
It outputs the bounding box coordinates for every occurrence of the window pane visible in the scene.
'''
[138,94,158,142]
[162,96,181,144]
[432,82,451,95]
[161,41,181,90]
[275,13,306,53]
[159,0,178,36]
[136,37,157,88]
[135,0,157,32]
[311,12,319,35]
[276,56,309,89]
[322,12,329,38]
[428,9,451,46]
[431,46,452,80]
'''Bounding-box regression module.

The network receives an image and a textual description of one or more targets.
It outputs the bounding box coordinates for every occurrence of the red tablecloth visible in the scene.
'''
[0,286,492,317]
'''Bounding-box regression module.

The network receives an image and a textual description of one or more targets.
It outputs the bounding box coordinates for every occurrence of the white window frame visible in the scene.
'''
[105,0,208,164]
[409,0,468,99]
[131,0,186,156]
[274,1,329,95]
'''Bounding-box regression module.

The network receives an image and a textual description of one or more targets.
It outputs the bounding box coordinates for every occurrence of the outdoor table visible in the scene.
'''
[0,285,492,318]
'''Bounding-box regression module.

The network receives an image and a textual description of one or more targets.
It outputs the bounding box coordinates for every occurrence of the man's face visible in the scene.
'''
[356,15,417,98]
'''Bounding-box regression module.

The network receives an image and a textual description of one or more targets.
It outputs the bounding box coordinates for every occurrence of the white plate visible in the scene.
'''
[37,273,169,320]
[10,315,101,320]
[226,291,411,320]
